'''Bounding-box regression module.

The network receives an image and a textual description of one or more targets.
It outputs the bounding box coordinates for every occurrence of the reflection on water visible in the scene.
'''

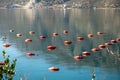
[0,8,120,80]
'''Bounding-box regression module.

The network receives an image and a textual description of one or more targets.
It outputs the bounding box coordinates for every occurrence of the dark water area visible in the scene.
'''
[0,8,120,80]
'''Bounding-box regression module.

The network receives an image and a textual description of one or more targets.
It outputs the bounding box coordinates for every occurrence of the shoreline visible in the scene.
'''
[0,6,120,10]
[0,1,120,10]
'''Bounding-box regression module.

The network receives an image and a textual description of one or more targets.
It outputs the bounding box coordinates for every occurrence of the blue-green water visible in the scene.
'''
[0,8,120,80]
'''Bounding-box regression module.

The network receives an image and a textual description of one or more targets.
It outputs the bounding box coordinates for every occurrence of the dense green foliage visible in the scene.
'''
[0,0,120,8]
[0,51,17,80]
[41,0,120,8]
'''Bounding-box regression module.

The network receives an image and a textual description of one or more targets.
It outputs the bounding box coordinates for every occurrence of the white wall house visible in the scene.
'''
[24,0,36,9]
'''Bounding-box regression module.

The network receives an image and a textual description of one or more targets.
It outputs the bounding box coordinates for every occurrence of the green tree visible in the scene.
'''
[0,51,17,80]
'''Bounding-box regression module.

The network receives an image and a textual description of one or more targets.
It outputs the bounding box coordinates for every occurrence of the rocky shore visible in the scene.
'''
[0,0,120,9]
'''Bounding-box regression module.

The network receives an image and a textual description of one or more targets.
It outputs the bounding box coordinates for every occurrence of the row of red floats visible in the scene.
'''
[8,29,104,38]
[10,30,68,38]
[74,38,120,61]
[2,31,102,41]
[39,30,68,39]
[48,37,120,72]
[3,30,108,43]
[24,38,120,57]
[39,32,102,40]
[46,37,120,50]
[2,30,120,72]
[3,37,118,45]
[46,37,120,61]
[48,39,120,72]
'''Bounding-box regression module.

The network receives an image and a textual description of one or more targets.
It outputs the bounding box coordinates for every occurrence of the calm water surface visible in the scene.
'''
[0,8,120,80]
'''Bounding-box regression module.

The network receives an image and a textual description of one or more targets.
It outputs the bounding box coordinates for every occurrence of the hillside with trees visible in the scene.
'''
[0,0,120,8]
[40,0,120,8]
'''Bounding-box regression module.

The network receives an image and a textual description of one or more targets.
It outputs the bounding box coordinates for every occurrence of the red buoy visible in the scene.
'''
[64,41,72,45]
[2,36,7,40]
[40,36,46,39]
[9,29,14,32]
[53,33,58,37]
[29,31,35,35]
[97,32,103,35]
[16,33,22,37]
[91,48,99,52]
[47,46,56,51]
[104,42,112,47]
[88,34,93,38]
[25,39,32,43]
[82,51,90,56]
[74,56,83,60]
[3,43,11,48]
[63,30,68,34]
[26,52,35,56]
[0,62,4,65]
[110,40,117,44]
[77,37,84,41]
[116,38,120,42]
[48,67,59,72]
[98,45,106,49]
